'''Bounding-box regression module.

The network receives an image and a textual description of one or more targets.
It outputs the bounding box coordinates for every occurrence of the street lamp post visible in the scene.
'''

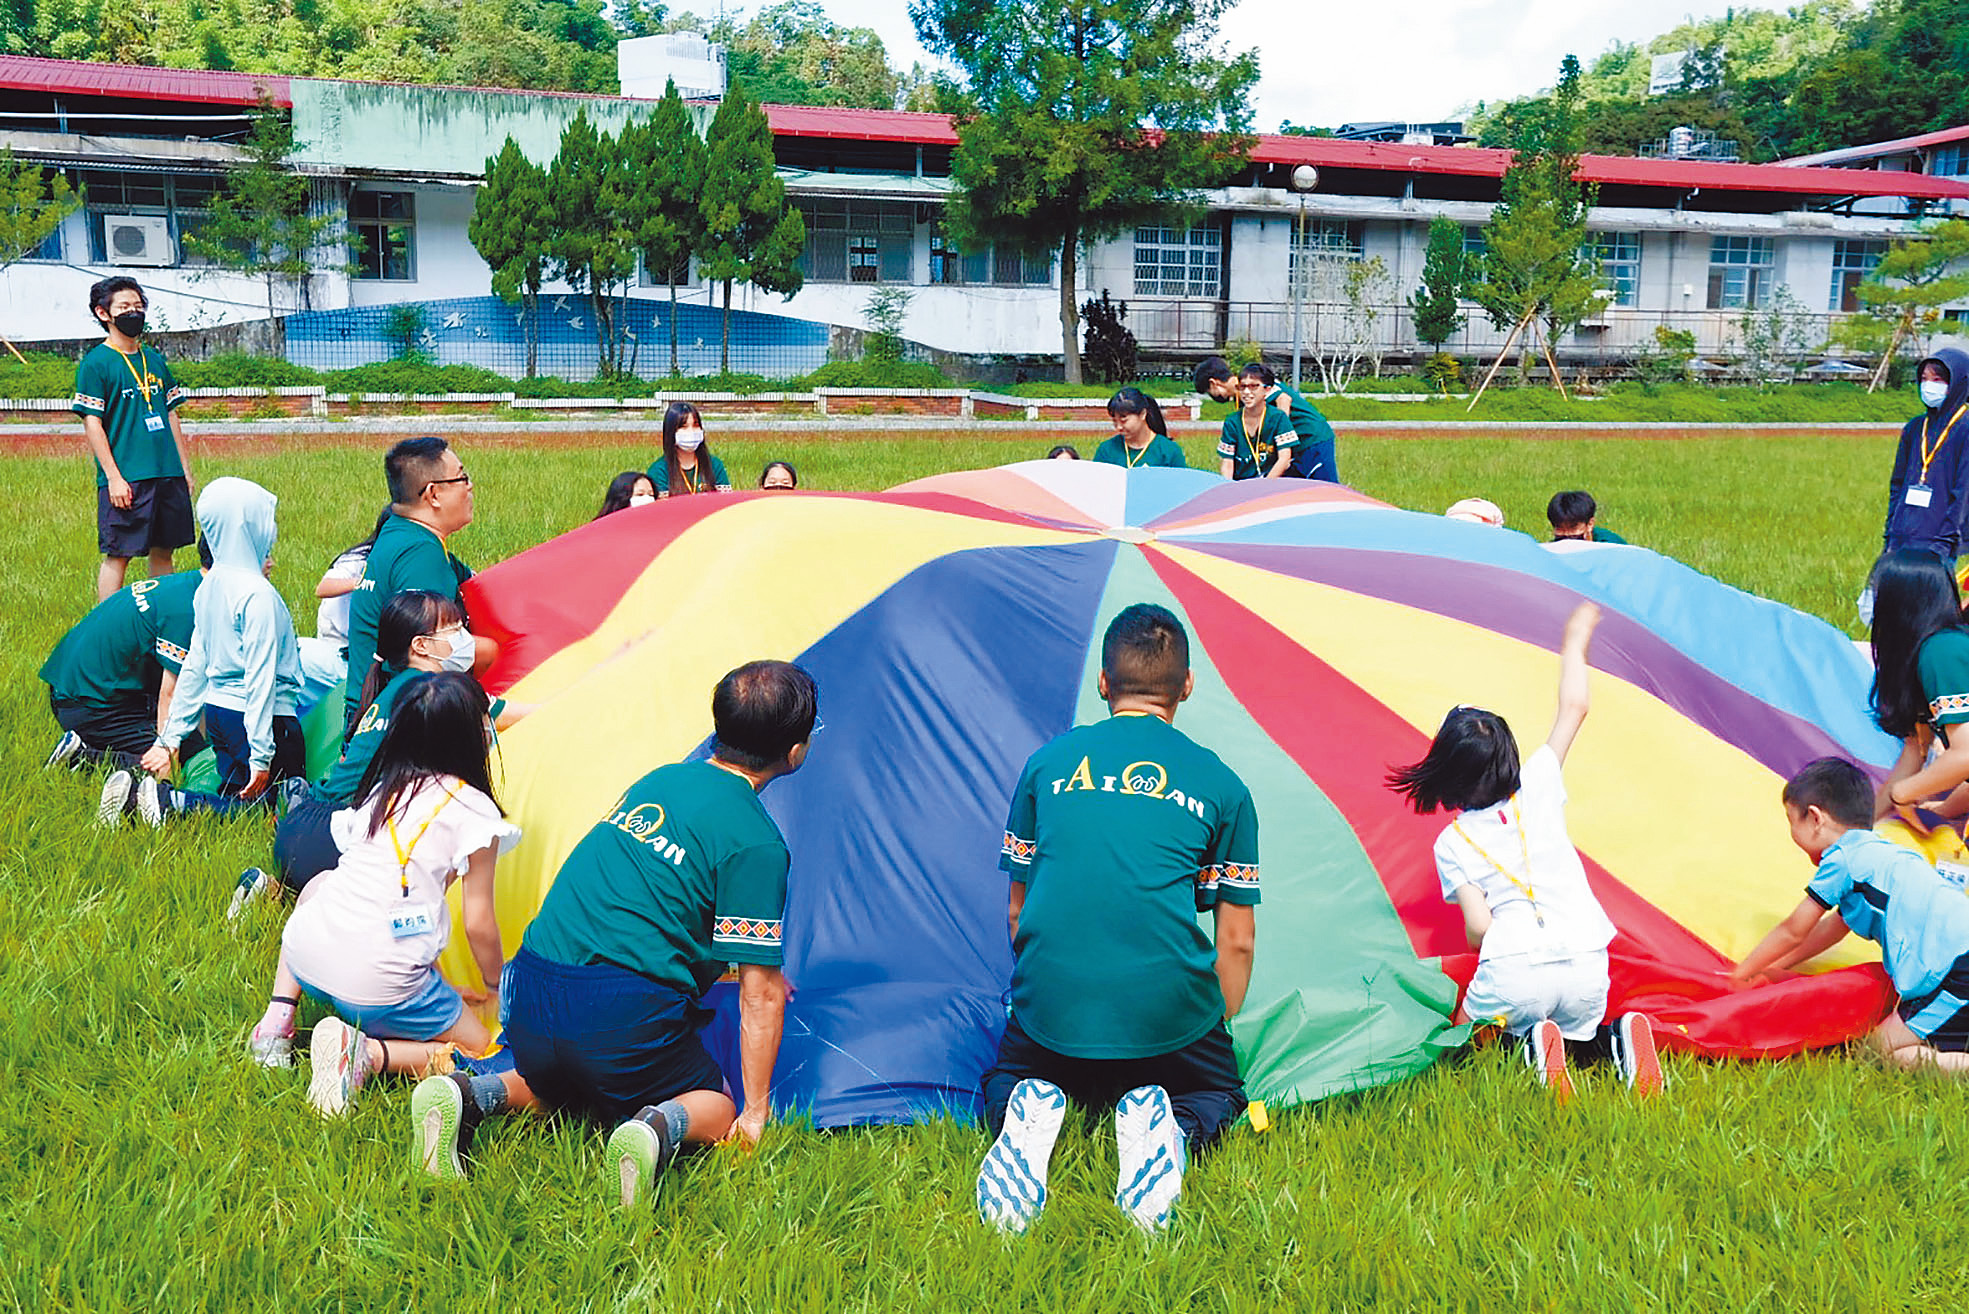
[1288,164,1318,392]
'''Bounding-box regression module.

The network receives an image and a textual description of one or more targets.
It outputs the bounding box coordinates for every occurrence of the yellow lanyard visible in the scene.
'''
[1125,438,1150,468]
[385,781,459,899]
[1451,799,1543,927]
[1921,405,1969,482]
[117,347,159,416]
[683,462,701,494]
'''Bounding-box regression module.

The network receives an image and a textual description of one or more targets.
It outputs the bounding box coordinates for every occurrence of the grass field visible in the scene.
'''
[8,424,1965,1311]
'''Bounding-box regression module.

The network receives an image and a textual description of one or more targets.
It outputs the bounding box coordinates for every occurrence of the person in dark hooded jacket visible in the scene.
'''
[1868,347,1969,624]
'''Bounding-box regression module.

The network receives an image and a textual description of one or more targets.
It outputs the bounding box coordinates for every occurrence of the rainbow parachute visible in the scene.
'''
[443,463,1897,1126]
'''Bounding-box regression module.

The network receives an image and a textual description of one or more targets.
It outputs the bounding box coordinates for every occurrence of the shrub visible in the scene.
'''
[1080,290,1138,384]
[174,353,322,389]
[797,361,952,390]
[1421,353,1464,393]
[323,361,513,394]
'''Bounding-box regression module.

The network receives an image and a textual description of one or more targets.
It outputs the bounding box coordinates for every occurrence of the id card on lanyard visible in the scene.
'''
[1910,405,1969,507]
[385,783,459,939]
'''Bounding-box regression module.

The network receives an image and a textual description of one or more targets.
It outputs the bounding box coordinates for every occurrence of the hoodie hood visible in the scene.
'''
[1918,346,1969,417]
[196,476,278,572]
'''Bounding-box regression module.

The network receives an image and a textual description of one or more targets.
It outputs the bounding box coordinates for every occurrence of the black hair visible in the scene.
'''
[1239,362,1276,387]
[1547,490,1597,531]
[1107,387,1169,437]
[1193,356,1232,393]
[356,589,467,723]
[88,275,145,322]
[196,534,213,570]
[1047,444,1081,460]
[658,401,716,496]
[1782,756,1875,830]
[712,660,819,771]
[357,671,501,838]
[338,505,394,559]
[1869,547,1968,739]
[385,435,451,505]
[1101,603,1190,702]
[759,460,799,489]
[1386,706,1524,813]
[597,470,653,518]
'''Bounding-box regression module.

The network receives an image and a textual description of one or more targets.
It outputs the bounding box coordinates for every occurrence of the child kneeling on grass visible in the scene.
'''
[1387,601,1663,1101]
[245,670,521,1117]
[1732,756,1969,1072]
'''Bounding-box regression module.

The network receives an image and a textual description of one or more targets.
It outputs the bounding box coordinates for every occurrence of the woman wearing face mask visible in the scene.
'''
[647,401,732,498]
[1871,348,1969,624]
[596,471,657,519]
[249,590,529,913]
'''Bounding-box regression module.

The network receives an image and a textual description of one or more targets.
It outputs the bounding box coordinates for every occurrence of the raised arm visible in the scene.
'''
[1546,602,1601,765]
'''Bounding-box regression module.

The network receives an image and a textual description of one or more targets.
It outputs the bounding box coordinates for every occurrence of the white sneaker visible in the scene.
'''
[96,770,134,828]
[135,777,172,828]
[227,867,274,923]
[307,1016,372,1117]
[247,1028,294,1069]
[976,1078,1068,1233]
[1114,1085,1184,1232]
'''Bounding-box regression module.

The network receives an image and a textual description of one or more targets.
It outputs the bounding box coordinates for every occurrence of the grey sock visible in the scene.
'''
[466,1073,508,1117]
[653,1098,689,1146]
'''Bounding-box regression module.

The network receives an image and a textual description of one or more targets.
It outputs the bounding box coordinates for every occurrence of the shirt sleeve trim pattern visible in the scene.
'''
[73,391,106,414]
[712,916,783,948]
[1002,831,1035,864]
[1931,692,1969,721]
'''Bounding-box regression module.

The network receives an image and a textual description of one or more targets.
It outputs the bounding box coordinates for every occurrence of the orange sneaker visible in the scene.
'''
[1525,1019,1574,1105]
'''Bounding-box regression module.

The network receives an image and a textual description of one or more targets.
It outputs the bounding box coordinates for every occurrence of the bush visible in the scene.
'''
[797,361,952,389]
[0,351,84,398]
[174,353,322,389]
[322,361,513,394]
[1421,353,1463,394]
[1080,290,1137,384]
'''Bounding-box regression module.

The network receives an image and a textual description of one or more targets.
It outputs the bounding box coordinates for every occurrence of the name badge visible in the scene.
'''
[1906,484,1934,508]
[1939,860,1969,893]
[143,414,165,431]
[388,904,438,939]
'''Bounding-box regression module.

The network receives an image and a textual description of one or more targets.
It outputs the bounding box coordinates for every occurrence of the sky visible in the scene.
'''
[809,0,1751,130]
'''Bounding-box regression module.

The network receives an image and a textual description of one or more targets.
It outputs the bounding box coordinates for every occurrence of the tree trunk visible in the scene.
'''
[668,280,681,377]
[720,278,733,374]
[1870,311,1910,394]
[523,285,539,379]
[1059,229,1081,385]
[592,287,615,377]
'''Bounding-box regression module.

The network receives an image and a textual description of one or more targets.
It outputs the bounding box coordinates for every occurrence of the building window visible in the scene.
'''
[1829,238,1887,311]
[1586,231,1640,307]
[79,169,219,267]
[799,199,913,283]
[1932,143,1969,177]
[1707,234,1774,309]
[350,190,415,280]
[929,227,1050,286]
[1289,219,1362,294]
[1134,224,1221,298]
[1462,226,1488,259]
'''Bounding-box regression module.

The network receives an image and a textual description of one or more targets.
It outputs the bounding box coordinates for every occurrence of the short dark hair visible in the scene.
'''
[758,460,799,489]
[1193,356,1232,393]
[1547,490,1597,530]
[385,435,451,505]
[89,275,145,321]
[1386,706,1523,813]
[1046,444,1080,460]
[712,660,818,771]
[1782,757,1874,830]
[1239,361,1276,387]
[196,534,213,569]
[1101,603,1189,702]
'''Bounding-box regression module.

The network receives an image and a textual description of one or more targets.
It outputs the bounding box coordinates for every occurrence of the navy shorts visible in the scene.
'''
[1898,954,1969,1051]
[272,788,341,893]
[97,475,193,557]
[504,946,725,1124]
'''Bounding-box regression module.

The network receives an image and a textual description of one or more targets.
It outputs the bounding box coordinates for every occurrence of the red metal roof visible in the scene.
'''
[1781,123,1969,168]
[0,55,289,107]
[764,103,959,146]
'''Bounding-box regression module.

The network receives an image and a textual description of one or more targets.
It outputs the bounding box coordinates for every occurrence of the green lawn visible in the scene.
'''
[6,427,1955,1311]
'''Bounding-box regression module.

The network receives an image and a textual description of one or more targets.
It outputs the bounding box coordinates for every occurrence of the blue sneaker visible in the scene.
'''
[227,867,274,923]
[976,1078,1067,1233]
[1114,1084,1183,1231]
[44,730,85,770]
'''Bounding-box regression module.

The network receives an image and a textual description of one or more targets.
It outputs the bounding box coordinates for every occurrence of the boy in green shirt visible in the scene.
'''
[73,277,196,601]
[977,604,1259,1234]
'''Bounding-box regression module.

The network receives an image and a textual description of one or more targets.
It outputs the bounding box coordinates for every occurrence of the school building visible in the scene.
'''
[1,51,1966,377]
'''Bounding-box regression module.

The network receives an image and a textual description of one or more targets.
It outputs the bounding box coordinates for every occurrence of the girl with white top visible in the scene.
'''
[247,670,520,1117]
[1386,602,1663,1101]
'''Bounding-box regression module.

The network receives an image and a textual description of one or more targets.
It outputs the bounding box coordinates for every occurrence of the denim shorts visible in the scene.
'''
[295,965,464,1041]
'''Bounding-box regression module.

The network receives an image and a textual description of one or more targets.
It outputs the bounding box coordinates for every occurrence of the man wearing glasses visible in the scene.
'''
[340,436,484,740]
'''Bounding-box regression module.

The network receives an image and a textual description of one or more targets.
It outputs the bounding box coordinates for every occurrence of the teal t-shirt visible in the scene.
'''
[647,452,732,496]
[999,712,1260,1059]
[1216,407,1298,480]
[39,570,199,704]
[72,342,188,488]
[524,760,791,996]
[1918,628,1969,748]
[1092,434,1189,469]
[342,514,472,729]
[1268,382,1337,475]
[316,667,504,805]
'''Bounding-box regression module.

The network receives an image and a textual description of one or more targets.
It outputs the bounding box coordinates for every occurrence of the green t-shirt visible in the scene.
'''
[1216,406,1298,481]
[1092,434,1189,469]
[999,712,1260,1059]
[39,570,199,704]
[524,760,791,996]
[1268,382,1337,474]
[647,453,732,496]
[342,514,471,729]
[317,666,505,805]
[1919,629,1969,748]
[1591,526,1628,544]
[72,342,187,488]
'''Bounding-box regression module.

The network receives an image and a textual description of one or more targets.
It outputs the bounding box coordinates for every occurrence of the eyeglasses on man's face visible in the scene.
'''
[423,470,472,495]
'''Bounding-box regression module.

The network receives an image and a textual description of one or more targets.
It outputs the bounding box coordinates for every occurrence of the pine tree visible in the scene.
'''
[698,79,805,373]
[618,81,707,378]
[1409,216,1466,351]
[549,111,637,378]
[469,137,553,377]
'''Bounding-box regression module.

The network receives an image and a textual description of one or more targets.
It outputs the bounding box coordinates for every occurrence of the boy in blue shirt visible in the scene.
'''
[1732,756,1969,1071]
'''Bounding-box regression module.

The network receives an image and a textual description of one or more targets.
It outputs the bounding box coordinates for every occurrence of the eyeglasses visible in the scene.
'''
[811,715,825,735]
[423,470,472,495]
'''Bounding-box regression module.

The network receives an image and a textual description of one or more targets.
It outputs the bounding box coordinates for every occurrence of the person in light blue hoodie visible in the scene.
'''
[100,476,306,827]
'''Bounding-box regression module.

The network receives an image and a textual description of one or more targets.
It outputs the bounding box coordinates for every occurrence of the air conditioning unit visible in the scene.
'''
[104,214,173,267]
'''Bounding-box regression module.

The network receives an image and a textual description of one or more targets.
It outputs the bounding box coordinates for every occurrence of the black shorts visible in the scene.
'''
[98,475,194,558]
[1898,954,1969,1051]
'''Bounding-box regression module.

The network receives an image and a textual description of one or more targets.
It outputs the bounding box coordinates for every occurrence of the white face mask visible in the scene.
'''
[429,626,474,672]
[675,427,705,452]
[629,493,656,507]
[1922,379,1951,409]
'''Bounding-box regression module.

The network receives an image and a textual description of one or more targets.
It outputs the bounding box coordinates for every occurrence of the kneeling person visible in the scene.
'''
[412,660,816,1199]
[977,603,1258,1234]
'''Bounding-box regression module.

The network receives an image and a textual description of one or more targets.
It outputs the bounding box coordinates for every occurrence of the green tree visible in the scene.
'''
[0,151,77,279]
[184,94,342,322]
[912,0,1257,383]
[1409,215,1466,350]
[617,81,706,377]
[1465,56,1602,399]
[1835,218,1969,391]
[468,137,553,377]
[549,111,637,377]
[716,1,902,109]
[698,79,805,374]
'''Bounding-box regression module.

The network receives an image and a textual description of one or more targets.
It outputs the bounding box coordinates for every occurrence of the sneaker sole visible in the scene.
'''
[226,870,271,923]
[976,1078,1067,1233]
[412,1077,468,1180]
[1533,1022,1575,1105]
[96,774,132,828]
[605,1119,664,1211]
[1621,1016,1665,1099]
[308,1017,356,1117]
[44,734,83,769]
[1115,1085,1184,1231]
[136,779,166,828]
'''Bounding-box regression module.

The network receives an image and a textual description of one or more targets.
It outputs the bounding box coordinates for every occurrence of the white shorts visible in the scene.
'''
[1461,950,1610,1041]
